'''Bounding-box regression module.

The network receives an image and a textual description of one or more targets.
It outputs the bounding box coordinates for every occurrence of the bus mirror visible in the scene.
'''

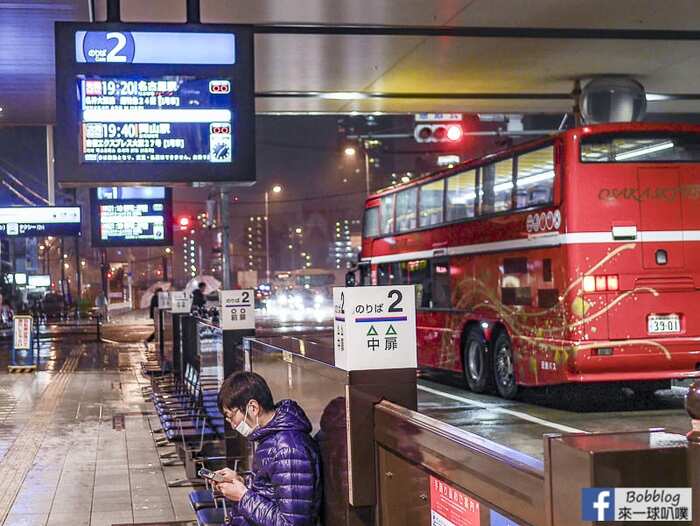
[345,272,356,287]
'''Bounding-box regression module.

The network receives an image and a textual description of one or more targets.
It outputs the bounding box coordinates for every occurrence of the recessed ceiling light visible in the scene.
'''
[0,107,3,112]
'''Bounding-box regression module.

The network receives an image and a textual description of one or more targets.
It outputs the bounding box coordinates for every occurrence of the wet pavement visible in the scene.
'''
[0,323,195,526]
[417,373,692,461]
[256,331,692,461]
[4,310,688,524]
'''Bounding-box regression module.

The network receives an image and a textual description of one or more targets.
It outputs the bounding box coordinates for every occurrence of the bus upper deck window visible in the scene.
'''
[581,133,700,163]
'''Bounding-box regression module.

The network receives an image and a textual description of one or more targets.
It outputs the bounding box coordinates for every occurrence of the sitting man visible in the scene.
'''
[214,371,322,526]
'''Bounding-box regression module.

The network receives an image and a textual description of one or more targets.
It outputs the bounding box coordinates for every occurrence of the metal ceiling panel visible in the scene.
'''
[0,0,88,124]
[3,0,700,123]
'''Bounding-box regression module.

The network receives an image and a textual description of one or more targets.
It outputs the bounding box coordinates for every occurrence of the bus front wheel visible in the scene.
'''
[462,327,493,393]
[493,331,518,399]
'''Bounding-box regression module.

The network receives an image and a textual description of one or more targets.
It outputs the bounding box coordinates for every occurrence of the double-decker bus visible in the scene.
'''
[358,122,700,398]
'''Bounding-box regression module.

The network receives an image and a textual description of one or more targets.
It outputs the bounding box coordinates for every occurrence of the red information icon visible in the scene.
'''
[429,476,480,526]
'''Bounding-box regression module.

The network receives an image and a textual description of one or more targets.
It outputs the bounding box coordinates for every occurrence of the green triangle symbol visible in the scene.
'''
[386,325,397,336]
[367,326,378,336]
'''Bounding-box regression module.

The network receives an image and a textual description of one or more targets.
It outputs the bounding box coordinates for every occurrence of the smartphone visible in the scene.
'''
[198,468,226,483]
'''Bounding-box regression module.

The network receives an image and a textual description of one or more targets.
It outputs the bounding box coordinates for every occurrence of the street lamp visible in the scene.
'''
[344,142,371,194]
[265,185,283,283]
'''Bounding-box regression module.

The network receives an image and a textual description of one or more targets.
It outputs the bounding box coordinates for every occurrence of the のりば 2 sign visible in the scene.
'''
[333,285,416,371]
[430,476,480,526]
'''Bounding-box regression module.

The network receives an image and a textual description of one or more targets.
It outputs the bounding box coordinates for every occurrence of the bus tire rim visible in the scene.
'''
[467,341,483,380]
[496,343,514,387]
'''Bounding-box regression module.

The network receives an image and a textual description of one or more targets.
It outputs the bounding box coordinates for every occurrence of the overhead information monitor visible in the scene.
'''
[79,76,232,163]
[0,207,81,238]
[90,186,172,247]
[55,23,254,186]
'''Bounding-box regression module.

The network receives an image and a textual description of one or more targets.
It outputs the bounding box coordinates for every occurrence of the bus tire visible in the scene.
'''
[493,331,518,399]
[462,326,493,393]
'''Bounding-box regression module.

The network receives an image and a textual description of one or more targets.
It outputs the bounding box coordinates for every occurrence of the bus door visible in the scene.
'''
[608,167,692,340]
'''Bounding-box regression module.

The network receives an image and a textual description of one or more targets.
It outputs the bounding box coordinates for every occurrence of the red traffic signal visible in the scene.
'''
[178,216,191,231]
[414,124,463,143]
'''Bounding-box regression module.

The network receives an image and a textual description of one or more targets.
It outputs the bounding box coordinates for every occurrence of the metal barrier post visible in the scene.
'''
[686,381,700,526]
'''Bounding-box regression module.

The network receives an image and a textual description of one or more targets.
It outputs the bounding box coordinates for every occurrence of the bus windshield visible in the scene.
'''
[581,132,700,163]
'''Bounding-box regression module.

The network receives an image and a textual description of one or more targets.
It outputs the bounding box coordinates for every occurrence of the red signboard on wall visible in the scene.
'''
[430,476,480,526]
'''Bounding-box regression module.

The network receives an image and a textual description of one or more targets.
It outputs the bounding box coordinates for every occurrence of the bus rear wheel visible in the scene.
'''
[462,326,493,393]
[493,331,518,399]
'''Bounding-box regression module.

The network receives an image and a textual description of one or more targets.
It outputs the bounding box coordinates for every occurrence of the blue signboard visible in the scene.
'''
[490,510,521,526]
[54,23,254,186]
[75,31,235,65]
[0,207,81,238]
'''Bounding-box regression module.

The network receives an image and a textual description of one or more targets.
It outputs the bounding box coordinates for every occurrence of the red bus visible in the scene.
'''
[358,122,700,398]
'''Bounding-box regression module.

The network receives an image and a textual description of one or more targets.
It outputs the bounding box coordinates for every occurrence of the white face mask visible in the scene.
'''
[234,403,258,438]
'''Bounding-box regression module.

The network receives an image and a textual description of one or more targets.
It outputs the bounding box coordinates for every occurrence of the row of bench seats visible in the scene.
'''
[141,347,233,526]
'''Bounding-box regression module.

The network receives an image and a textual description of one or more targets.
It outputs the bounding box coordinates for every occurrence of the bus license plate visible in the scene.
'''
[648,314,681,334]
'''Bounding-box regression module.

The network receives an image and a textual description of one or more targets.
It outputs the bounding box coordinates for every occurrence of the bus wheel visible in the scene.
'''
[462,327,493,393]
[493,331,518,399]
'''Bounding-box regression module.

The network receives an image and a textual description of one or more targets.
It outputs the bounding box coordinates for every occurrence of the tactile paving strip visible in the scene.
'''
[0,348,81,523]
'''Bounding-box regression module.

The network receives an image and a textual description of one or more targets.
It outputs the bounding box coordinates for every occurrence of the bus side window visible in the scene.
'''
[431,258,451,308]
[359,263,371,286]
[404,259,431,308]
[516,145,555,208]
[446,170,476,221]
[377,264,391,285]
[396,187,418,232]
[481,158,513,214]
[379,195,395,235]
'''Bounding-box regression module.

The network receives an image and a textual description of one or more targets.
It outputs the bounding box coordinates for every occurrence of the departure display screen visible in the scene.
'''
[79,76,233,164]
[90,187,172,247]
[0,207,81,238]
[54,23,255,185]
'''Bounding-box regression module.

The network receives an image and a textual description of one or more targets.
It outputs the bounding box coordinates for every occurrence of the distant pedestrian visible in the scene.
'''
[146,287,162,343]
[213,371,322,526]
[191,282,207,310]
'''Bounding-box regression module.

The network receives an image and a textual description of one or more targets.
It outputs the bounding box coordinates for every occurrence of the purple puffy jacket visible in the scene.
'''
[228,400,322,526]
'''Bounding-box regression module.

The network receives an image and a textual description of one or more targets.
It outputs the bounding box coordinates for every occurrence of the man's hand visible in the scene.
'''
[215,468,242,483]
[218,479,248,502]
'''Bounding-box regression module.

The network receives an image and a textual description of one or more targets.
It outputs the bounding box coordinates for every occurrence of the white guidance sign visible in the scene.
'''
[333,285,417,371]
[157,291,171,310]
[170,290,192,314]
[219,289,255,330]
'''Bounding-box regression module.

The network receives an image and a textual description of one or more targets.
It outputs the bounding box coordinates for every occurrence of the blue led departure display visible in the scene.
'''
[90,187,173,247]
[79,76,233,163]
[55,23,255,185]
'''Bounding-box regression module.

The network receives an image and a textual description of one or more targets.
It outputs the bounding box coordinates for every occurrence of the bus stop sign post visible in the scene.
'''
[333,285,417,371]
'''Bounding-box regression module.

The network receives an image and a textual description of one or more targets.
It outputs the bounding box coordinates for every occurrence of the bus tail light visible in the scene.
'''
[583,274,619,292]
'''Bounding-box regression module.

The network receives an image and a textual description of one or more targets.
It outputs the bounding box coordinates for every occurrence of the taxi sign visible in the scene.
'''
[219,289,255,330]
[333,285,416,371]
[13,316,32,351]
[170,290,192,314]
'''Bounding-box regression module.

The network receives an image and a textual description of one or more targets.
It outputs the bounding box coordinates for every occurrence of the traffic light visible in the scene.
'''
[178,216,191,231]
[414,123,463,143]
